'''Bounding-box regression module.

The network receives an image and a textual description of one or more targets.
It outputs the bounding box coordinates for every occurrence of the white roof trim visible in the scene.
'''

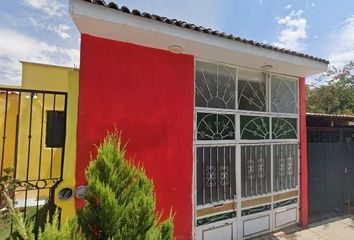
[69,0,328,77]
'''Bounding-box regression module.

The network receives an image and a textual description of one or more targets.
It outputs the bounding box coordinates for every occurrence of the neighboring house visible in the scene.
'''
[0,62,79,221]
[307,113,354,222]
[69,1,329,239]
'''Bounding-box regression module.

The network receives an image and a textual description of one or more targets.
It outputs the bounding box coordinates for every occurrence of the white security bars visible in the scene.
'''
[194,59,299,239]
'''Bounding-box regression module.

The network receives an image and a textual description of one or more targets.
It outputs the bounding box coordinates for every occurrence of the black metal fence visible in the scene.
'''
[308,127,354,222]
[0,87,67,237]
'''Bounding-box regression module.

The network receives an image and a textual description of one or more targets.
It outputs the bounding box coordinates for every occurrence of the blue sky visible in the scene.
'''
[1,0,354,85]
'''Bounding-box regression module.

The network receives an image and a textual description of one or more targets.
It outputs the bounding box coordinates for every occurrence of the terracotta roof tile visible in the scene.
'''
[80,0,329,64]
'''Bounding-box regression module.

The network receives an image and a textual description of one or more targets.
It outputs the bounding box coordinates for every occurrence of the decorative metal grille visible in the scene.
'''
[272,117,297,139]
[271,76,298,113]
[241,204,271,216]
[238,70,267,111]
[273,144,298,191]
[196,146,236,205]
[197,113,235,140]
[241,145,271,197]
[273,198,298,209]
[197,211,236,226]
[194,61,300,222]
[0,88,67,236]
[240,116,270,140]
[195,61,236,109]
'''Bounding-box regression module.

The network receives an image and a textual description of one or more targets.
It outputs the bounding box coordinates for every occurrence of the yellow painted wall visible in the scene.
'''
[0,93,19,176]
[0,62,79,222]
[55,68,79,220]
[21,61,70,92]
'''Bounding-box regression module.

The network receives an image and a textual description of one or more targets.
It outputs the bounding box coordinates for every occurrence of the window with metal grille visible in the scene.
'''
[46,111,66,148]
[195,60,300,210]
[273,144,298,191]
[195,61,237,207]
[271,76,298,114]
[197,113,235,141]
[240,116,270,140]
[195,61,236,109]
[196,146,236,205]
[238,69,267,112]
[241,145,271,197]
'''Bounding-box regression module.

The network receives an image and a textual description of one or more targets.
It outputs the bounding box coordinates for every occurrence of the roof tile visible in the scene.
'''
[132,9,141,15]
[93,0,105,6]
[120,6,130,13]
[107,2,118,9]
[81,0,329,64]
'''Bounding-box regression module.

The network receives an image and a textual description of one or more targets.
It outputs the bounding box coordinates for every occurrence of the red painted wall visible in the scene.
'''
[76,34,194,239]
[299,77,308,226]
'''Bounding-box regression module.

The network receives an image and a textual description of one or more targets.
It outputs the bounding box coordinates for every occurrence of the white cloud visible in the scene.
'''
[22,0,65,17]
[52,24,71,39]
[273,10,307,51]
[285,4,292,10]
[0,27,79,85]
[306,2,316,8]
[30,17,71,39]
[328,16,354,67]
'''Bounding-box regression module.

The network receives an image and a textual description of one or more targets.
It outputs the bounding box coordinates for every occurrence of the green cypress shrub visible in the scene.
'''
[77,131,174,240]
[37,210,84,240]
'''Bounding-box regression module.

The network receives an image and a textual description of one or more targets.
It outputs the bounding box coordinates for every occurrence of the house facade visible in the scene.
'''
[70,0,328,239]
[0,62,79,222]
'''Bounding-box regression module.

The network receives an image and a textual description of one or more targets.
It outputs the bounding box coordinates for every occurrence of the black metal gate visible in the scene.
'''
[0,87,67,237]
[308,128,354,222]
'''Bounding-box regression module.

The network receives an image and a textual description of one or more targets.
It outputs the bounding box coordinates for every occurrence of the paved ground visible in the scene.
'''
[252,215,354,240]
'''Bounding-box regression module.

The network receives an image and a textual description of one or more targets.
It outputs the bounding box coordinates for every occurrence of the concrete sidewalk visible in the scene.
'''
[252,215,354,240]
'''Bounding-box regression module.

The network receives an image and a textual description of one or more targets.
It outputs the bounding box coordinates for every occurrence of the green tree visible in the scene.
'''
[77,131,174,240]
[307,62,354,115]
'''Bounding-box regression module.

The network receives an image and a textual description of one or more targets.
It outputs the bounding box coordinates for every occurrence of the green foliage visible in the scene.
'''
[1,132,173,240]
[77,131,174,240]
[7,205,84,240]
[7,201,34,240]
[159,214,174,240]
[0,168,84,240]
[307,62,354,115]
[0,167,32,240]
[37,210,84,240]
[1,167,20,210]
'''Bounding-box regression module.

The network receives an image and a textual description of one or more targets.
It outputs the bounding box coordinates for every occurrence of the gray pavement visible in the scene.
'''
[252,215,354,240]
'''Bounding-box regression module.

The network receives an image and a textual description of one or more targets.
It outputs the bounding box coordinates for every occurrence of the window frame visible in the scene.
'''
[194,59,300,212]
[45,110,66,148]
[194,60,300,145]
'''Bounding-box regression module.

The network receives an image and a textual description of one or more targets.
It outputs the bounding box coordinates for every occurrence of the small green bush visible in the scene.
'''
[1,131,173,240]
[77,131,174,240]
